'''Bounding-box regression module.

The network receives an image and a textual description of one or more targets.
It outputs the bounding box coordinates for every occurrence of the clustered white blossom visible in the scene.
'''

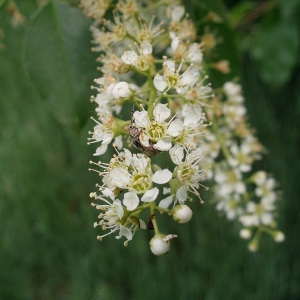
[81,0,284,255]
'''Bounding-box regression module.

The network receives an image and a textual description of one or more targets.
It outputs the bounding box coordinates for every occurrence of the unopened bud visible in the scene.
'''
[239,228,252,240]
[273,231,285,243]
[172,205,193,224]
[149,233,177,256]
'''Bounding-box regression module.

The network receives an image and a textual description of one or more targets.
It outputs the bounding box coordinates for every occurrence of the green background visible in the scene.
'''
[0,0,299,299]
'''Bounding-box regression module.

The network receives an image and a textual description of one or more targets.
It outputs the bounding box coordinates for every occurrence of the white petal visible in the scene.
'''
[117,225,133,241]
[179,68,199,87]
[163,60,176,74]
[114,135,123,150]
[153,169,172,184]
[102,188,115,200]
[182,104,202,123]
[141,187,159,202]
[133,111,150,128]
[140,41,152,55]
[102,132,114,144]
[139,132,150,147]
[123,192,139,211]
[171,6,185,21]
[176,185,188,203]
[132,155,148,173]
[154,74,167,92]
[171,36,180,51]
[114,199,124,219]
[121,50,138,65]
[109,167,131,188]
[94,144,108,156]
[159,195,174,208]
[167,119,183,137]
[169,145,184,165]
[153,104,171,123]
[154,139,172,151]
[139,219,147,229]
[112,81,131,99]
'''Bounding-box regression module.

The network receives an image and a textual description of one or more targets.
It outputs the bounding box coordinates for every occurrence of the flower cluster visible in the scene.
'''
[81,0,284,254]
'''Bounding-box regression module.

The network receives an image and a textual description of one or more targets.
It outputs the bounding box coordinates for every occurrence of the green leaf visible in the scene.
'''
[251,15,299,88]
[204,22,240,85]
[228,1,256,28]
[192,0,228,19]
[24,0,98,132]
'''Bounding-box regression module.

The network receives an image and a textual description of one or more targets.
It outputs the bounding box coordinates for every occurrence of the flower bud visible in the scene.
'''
[273,231,285,243]
[172,204,193,224]
[112,81,131,99]
[149,233,177,256]
[239,228,252,240]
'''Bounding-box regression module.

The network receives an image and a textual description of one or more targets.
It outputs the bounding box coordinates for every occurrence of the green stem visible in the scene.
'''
[150,201,160,234]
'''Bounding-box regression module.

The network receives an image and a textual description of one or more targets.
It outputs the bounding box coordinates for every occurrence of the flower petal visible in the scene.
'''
[114,199,124,219]
[154,74,167,92]
[133,111,150,128]
[153,103,171,123]
[153,169,172,184]
[167,119,183,137]
[159,195,174,209]
[176,185,188,203]
[123,192,139,211]
[109,167,131,188]
[121,50,138,65]
[116,225,133,241]
[154,139,172,151]
[141,187,159,202]
[169,145,184,165]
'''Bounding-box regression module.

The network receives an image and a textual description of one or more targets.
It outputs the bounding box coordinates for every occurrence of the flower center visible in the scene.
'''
[177,163,194,184]
[131,173,152,193]
[147,121,166,142]
[167,73,179,88]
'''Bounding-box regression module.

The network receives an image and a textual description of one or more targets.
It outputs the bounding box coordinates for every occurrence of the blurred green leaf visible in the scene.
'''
[24,0,97,132]
[277,0,300,18]
[250,11,299,88]
[204,22,240,85]
[228,1,255,28]
[194,0,228,19]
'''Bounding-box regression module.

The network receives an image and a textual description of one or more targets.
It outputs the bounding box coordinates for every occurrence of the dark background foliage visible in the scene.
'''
[0,0,299,299]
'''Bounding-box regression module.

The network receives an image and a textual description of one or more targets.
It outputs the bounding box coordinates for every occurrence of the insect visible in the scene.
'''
[129,105,161,157]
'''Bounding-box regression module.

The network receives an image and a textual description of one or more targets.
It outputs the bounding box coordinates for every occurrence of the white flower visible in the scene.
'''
[154,60,199,94]
[169,33,203,64]
[104,149,172,207]
[255,177,277,203]
[90,192,133,243]
[88,109,116,156]
[169,145,206,199]
[92,76,128,113]
[133,104,182,151]
[121,41,153,71]
[223,82,244,102]
[228,143,253,173]
[214,164,246,196]
[239,199,275,227]
[170,113,206,150]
